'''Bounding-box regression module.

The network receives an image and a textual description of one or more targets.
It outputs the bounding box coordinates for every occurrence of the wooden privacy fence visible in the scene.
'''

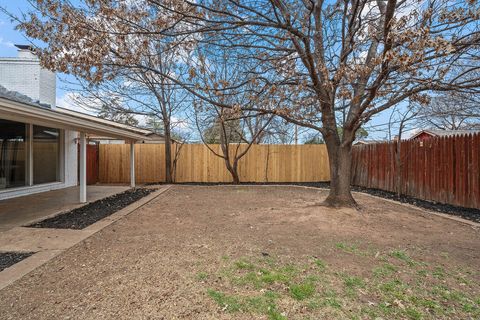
[99,144,330,184]
[351,133,480,209]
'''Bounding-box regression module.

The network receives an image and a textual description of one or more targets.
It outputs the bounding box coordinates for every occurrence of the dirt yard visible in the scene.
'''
[1,186,479,320]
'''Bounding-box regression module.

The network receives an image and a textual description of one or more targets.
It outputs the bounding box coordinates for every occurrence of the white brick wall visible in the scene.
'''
[64,130,78,187]
[39,67,57,108]
[0,56,56,108]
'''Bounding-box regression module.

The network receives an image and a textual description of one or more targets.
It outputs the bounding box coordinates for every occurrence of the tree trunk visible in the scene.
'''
[225,159,240,184]
[323,139,358,208]
[164,123,173,183]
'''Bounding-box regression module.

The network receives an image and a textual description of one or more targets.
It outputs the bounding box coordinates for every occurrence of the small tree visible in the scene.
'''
[196,102,273,184]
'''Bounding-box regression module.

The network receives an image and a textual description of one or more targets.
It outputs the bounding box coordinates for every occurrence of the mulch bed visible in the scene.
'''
[349,185,480,224]
[27,188,156,230]
[0,252,35,272]
[153,182,480,224]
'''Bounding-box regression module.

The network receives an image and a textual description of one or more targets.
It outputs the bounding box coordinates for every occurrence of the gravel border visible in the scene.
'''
[0,252,35,272]
[26,188,156,230]
[150,182,480,224]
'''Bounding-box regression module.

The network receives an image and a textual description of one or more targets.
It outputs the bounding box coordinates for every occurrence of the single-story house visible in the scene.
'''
[409,129,480,141]
[0,86,148,202]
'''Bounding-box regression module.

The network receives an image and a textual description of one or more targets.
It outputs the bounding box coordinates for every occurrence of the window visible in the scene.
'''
[33,125,60,184]
[0,120,27,189]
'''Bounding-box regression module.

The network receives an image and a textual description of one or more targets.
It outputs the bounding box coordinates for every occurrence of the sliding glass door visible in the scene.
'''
[0,119,62,190]
[0,120,27,189]
[33,125,60,184]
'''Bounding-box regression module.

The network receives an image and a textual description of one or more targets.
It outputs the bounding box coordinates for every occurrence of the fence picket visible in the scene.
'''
[351,133,480,209]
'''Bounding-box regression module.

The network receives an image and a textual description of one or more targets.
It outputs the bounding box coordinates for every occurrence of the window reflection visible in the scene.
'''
[33,125,60,184]
[0,120,26,189]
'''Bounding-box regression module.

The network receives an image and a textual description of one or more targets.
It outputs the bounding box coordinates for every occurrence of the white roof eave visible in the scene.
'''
[0,97,149,141]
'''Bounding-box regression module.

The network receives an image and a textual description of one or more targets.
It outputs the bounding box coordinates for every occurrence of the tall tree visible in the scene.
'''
[172,0,480,207]
[15,1,191,183]
[417,92,480,130]
[97,102,139,127]
[17,0,480,207]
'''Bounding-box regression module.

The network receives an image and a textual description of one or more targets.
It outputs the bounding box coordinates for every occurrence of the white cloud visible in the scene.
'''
[171,116,190,131]
[56,92,98,115]
[134,114,148,127]
[0,36,14,48]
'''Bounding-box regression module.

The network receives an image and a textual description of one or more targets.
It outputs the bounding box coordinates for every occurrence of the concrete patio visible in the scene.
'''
[0,185,129,232]
[0,185,170,290]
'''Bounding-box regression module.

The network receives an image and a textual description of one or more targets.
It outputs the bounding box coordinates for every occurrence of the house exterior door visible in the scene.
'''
[78,144,99,185]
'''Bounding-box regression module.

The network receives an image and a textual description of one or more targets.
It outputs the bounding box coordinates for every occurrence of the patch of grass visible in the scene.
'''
[205,254,479,320]
[196,272,208,281]
[432,266,446,279]
[373,263,397,278]
[234,271,263,288]
[323,296,342,309]
[245,291,279,313]
[390,250,416,266]
[267,309,287,320]
[207,289,243,313]
[234,259,256,270]
[417,269,428,277]
[455,274,472,285]
[260,269,290,284]
[207,288,286,319]
[404,307,423,320]
[378,279,406,297]
[412,297,441,311]
[440,252,449,259]
[341,274,365,297]
[431,285,467,303]
[342,274,365,289]
[234,266,295,288]
[335,242,358,254]
[321,290,343,309]
[290,280,316,300]
[313,258,326,270]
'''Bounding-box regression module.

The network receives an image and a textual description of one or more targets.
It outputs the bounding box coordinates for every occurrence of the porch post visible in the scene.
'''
[27,124,33,186]
[79,132,87,203]
[130,141,135,188]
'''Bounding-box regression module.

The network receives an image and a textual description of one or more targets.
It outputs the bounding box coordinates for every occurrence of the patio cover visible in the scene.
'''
[0,90,146,203]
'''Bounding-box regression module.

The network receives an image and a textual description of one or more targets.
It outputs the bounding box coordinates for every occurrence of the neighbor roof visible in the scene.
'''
[354,140,385,145]
[410,129,480,140]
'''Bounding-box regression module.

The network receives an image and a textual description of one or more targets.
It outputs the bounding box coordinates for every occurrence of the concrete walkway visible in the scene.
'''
[0,185,171,290]
[0,185,129,232]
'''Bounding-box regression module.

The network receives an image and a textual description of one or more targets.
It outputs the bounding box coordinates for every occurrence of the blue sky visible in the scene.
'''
[0,1,82,110]
[0,0,410,141]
